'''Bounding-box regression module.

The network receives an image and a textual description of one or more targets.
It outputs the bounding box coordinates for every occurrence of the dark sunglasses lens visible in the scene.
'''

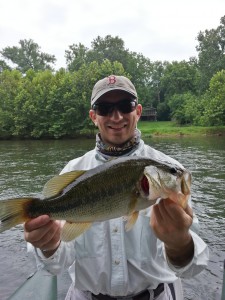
[94,100,136,116]
[96,103,113,116]
[118,100,136,113]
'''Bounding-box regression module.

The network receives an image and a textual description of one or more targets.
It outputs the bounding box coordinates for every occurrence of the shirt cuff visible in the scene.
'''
[163,230,208,277]
[35,242,63,263]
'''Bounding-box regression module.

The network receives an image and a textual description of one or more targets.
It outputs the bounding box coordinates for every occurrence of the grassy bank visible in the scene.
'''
[138,121,225,137]
[1,121,225,140]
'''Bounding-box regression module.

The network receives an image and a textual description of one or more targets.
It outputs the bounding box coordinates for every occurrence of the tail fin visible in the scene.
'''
[0,198,34,233]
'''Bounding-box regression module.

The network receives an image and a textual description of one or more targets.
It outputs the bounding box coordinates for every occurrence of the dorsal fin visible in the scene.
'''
[42,170,86,198]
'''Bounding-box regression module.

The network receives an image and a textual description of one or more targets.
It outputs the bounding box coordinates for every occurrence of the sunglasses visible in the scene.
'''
[92,99,137,116]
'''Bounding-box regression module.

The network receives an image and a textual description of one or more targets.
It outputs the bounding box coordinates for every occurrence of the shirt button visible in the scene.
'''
[113,227,118,233]
[114,259,120,265]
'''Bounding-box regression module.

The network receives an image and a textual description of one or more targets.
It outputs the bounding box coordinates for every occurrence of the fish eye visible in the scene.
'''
[169,167,177,174]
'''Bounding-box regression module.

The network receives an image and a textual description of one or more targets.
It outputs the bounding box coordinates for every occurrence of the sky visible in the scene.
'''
[0,0,225,69]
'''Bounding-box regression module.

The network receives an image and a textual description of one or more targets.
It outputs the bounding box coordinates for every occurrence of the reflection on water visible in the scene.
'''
[0,136,225,300]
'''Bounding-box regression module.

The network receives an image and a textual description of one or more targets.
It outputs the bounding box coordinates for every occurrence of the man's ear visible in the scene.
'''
[89,109,98,126]
[136,104,142,121]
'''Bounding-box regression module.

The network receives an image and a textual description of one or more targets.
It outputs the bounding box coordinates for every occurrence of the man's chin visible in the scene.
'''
[106,136,132,147]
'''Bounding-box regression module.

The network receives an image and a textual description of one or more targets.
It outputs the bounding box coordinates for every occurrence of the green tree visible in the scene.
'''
[65,35,129,71]
[156,60,200,121]
[88,35,128,64]
[183,94,207,126]
[65,43,88,72]
[13,70,56,137]
[168,92,200,125]
[200,70,225,125]
[156,102,170,121]
[0,69,22,136]
[0,39,56,73]
[0,60,11,71]
[147,60,168,107]
[196,15,225,92]
[161,60,200,100]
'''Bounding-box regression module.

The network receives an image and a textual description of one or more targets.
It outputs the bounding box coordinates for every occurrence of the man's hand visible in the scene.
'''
[150,198,194,267]
[24,215,61,257]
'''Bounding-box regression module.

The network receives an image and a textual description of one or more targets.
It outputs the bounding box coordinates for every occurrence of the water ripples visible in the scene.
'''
[145,136,225,299]
[0,137,225,300]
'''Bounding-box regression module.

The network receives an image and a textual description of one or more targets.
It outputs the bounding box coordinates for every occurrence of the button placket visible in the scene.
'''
[110,219,124,294]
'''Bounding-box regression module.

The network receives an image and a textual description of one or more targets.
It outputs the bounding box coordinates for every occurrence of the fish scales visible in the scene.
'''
[31,158,149,221]
[18,157,182,222]
[0,156,191,241]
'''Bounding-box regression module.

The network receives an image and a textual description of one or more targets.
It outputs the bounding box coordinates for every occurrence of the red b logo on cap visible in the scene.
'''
[108,75,116,85]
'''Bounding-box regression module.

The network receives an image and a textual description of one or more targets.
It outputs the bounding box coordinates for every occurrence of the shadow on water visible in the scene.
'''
[0,136,225,300]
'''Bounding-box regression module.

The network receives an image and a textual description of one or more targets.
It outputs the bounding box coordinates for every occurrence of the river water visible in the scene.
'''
[0,136,224,300]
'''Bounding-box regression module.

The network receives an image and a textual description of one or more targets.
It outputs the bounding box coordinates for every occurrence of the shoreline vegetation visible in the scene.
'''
[138,121,225,138]
[1,26,225,141]
[0,122,225,140]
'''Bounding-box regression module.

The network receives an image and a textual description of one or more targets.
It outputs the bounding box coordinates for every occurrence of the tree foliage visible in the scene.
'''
[161,60,200,99]
[200,70,225,125]
[65,43,89,72]
[65,35,128,72]
[1,15,225,139]
[0,70,22,136]
[0,59,11,71]
[0,60,127,138]
[89,35,127,64]
[169,70,225,126]
[0,39,56,73]
[196,16,225,92]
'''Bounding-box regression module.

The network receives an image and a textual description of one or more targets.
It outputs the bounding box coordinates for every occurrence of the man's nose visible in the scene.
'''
[109,108,123,120]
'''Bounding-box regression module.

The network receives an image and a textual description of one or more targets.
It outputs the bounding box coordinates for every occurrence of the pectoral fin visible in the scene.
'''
[43,170,87,198]
[61,221,92,241]
[125,211,139,231]
[125,192,139,231]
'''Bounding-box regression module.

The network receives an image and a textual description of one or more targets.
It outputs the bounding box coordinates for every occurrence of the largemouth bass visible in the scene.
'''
[0,156,191,241]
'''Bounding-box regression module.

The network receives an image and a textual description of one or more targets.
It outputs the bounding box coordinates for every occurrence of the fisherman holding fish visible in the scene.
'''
[1,75,209,299]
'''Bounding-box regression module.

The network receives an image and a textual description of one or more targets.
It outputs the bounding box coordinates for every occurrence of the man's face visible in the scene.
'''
[89,90,142,146]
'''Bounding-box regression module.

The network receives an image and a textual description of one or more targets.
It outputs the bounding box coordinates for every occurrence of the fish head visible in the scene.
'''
[138,165,191,209]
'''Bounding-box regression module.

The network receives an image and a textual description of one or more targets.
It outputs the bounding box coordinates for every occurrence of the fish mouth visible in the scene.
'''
[139,167,191,208]
[140,175,150,196]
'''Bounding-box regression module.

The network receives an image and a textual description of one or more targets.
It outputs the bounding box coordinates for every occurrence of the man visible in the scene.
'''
[25,75,209,300]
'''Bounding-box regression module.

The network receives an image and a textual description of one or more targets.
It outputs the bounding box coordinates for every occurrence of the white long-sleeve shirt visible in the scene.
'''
[30,139,209,297]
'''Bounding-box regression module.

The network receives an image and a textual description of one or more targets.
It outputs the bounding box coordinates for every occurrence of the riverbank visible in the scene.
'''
[1,121,225,140]
[138,121,225,137]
